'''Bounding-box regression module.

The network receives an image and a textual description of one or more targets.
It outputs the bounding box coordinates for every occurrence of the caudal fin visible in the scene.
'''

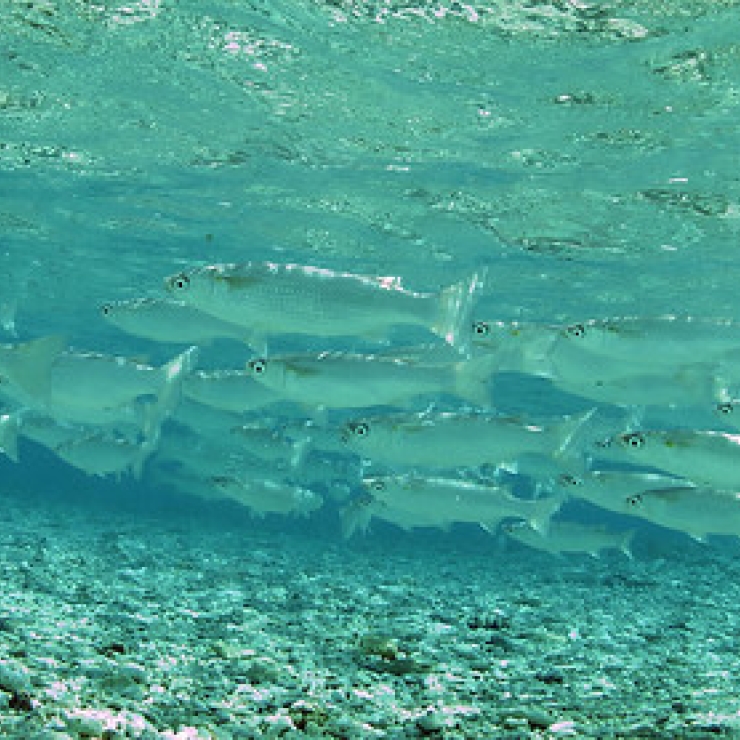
[433,268,487,354]
[340,498,374,539]
[620,529,636,560]
[148,346,200,436]
[528,492,566,535]
[0,335,66,404]
[0,412,21,462]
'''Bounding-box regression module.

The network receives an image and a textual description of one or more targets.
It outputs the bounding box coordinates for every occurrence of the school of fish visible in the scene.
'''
[3,260,740,557]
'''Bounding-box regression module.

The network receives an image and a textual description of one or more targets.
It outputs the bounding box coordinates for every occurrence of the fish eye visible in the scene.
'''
[716,401,735,415]
[558,473,582,487]
[100,303,112,316]
[169,273,190,291]
[350,421,370,438]
[368,479,386,492]
[472,321,490,337]
[248,358,267,375]
[626,494,642,507]
[566,323,586,338]
[622,432,645,449]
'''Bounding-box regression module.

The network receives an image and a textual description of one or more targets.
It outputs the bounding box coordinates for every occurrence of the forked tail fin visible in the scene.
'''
[434,268,488,354]
[0,335,66,405]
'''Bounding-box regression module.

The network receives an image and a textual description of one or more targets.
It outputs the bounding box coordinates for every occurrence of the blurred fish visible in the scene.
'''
[2,345,199,434]
[230,422,311,468]
[625,487,740,541]
[0,410,21,462]
[341,474,564,537]
[341,408,596,470]
[54,431,158,479]
[554,469,694,516]
[101,297,250,345]
[0,335,66,403]
[165,262,485,351]
[472,319,727,407]
[503,520,635,559]
[0,299,17,336]
[183,369,280,414]
[608,428,740,490]
[210,475,323,517]
[244,351,495,410]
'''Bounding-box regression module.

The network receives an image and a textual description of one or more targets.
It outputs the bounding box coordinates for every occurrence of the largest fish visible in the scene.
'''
[165,262,485,351]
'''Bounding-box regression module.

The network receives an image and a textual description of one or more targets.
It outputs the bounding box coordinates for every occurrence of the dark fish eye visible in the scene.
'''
[350,421,370,438]
[566,323,585,338]
[170,273,190,291]
[369,479,385,492]
[558,474,582,487]
[473,321,490,337]
[716,402,734,415]
[627,494,641,507]
[100,303,112,315]
[622,432,645,449]
[248,358,267,375]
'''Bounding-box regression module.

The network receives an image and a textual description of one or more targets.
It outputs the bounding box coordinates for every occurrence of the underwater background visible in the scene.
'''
[3,0,740,737]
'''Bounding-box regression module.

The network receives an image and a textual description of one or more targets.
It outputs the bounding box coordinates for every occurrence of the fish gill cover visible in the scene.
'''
[3,0,740,736]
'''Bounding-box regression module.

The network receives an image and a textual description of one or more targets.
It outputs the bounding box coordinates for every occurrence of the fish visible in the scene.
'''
[341,474,564,537]
[607,428,740,490]
[503,520,635,559]
[164,261,485,351]
[230,422,311,468]
[0,335,67,403]
[54,431,158,479]
[100,297,250,345]
[243,351,495,410]
[183,369,280,414]
[625,487,740,541]
[554,469,695,516]
[0,299,17,336]
[0,410,21,462]
[210,475,324,517]
[340,408,596,470]
[472,319,727,408]
[2,345,198,436]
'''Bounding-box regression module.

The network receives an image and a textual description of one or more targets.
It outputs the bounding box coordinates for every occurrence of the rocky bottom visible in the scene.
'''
[1,482,739,740]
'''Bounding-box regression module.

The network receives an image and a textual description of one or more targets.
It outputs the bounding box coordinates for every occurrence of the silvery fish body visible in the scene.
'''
[54,432,156,479]
[610,428,740,490]
[183,369,280,413]
[244,351,493,409]
[555,469,694,516]
[341,408,595,469]
[341,474,563,537]
[101,298,249,344]
[211,475,323,517]
[165,262,483,350]
[503,520,634,558]
[626,487,740,540]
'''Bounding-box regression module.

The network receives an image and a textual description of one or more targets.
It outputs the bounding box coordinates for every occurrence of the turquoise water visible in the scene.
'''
[3,1,740,737]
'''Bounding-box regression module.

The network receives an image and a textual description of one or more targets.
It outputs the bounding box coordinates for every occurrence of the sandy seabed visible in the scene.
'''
[1,483,740,740]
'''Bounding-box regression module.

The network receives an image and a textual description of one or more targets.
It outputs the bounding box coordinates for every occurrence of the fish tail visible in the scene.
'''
[152,345,200,429]
[131,428,161,480]
[529,492,565,535]
[0,334,66,404]
[453,353,497,408]
[0,412,21,463]
[0,298,18,336]
[340,499,374,539]
[620,529,636,560]
[554,407,599,461]
[433,268,487,354]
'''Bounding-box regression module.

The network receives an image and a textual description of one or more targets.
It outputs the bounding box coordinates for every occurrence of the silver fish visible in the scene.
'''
[211,475,323,518]
[101,297,250,345]
[165,261,485,351]
[503,520,635,559]
[341,408,596,470]
[244,351,495,410]
[625,487,740,541]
